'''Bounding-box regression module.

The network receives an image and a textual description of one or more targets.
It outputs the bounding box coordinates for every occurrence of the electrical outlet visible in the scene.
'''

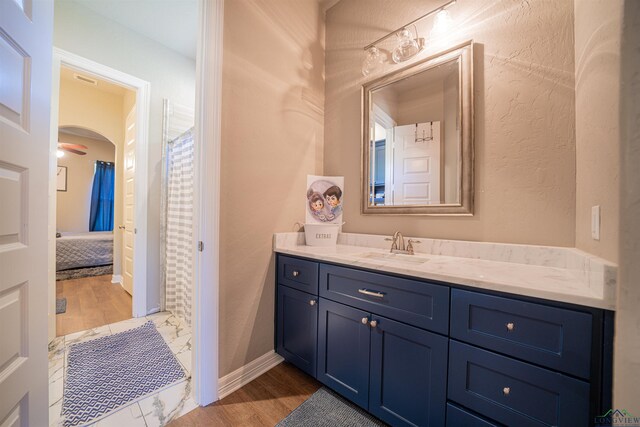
[591,205,600,241]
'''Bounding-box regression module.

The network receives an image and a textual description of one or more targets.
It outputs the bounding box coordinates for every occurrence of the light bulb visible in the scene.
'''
[362,46,384,76]
[56,149,65,158]
[391,29,421,63]
[431,10,453,37]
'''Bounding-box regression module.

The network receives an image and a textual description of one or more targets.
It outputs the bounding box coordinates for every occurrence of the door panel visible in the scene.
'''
[317,298,370,409]
[276,285,318,376]
[369,316,448,426]
[393,122,441,205]
[122,107,136,295]
[0,1,53,425]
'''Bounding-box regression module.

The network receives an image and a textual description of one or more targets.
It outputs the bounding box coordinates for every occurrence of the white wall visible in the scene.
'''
[54,1,196,312]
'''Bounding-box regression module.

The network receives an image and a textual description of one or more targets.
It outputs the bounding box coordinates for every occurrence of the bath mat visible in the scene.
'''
[276,387,387,426]
[56,265,112,281]
[56,298,67,314]
[61,321,185,426]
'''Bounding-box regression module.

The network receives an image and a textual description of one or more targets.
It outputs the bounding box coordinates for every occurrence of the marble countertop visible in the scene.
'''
[273,232,617,310]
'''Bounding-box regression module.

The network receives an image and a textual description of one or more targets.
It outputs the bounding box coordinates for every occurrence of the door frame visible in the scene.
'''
[191,0,223,405]
[48,0,222,406]
[48,48,151,338]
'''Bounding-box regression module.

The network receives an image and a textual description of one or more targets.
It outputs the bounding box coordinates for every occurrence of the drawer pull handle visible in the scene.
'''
[309,299,316,306]
[292,270,300,277]
[369,320,378,328]
[358,288,385,298]
[361,317,369,325]
[503,387,511,396]
[506,322,515,332]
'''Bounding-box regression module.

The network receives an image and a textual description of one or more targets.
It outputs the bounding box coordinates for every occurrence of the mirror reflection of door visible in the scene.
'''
[367,57,460,207]
[393,122,441,205]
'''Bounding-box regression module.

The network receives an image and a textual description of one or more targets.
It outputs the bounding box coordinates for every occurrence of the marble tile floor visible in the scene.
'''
[48,311,196,427]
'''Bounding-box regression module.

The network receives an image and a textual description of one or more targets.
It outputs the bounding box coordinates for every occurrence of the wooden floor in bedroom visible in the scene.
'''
[168,362,322,427]
[56,274,132,336]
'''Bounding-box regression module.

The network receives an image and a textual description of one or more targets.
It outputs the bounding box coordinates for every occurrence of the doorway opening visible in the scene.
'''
[51,58,147,337]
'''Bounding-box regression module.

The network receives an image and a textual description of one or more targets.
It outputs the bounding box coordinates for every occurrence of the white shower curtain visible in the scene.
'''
[165,128,194,326]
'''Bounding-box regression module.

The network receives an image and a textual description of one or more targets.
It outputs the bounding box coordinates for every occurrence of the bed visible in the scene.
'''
[56,231,114,272]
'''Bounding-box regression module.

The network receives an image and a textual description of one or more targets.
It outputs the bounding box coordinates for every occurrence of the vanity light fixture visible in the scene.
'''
[362,46,385,76]
[431,9,453,37]
[391,28,421,63]
[56,149,65,158]
[361,0,456,75]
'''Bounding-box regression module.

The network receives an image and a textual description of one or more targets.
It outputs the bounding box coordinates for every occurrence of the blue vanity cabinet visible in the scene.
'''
[448,289,609,427]
[369,316,448,426]
[317,270,449,426]
[317,298,371,409]
[450,289,593,378]
[276,256,320,377]
[448,341,590,427]
[276,285,318,377]
[274,254,612,427]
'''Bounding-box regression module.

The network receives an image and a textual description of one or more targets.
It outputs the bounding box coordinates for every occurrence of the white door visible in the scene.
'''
[392,122,441,205]
[122,106,136,295]
[0,1,53,425]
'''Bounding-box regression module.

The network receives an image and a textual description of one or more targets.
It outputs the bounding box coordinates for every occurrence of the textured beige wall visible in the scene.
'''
[574,0,622,263]
[325,0,576,246]
[614,0,640,411]
[56,135,116,232]
[219,0,325,376]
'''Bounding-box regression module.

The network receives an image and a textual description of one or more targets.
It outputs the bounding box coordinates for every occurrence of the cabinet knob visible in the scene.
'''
[292,270,300,277]
[506,322,515,332]
[309,299,316,306]
[503,386,511,396]
[361,317,369,325]
[369,320,378,328]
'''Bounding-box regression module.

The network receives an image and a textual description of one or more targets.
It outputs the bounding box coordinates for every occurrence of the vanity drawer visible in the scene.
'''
[450,289,592,378]
[319,264,449,334]
[278,255,319,295]
[446,403,501,427]
[448,341,590,427]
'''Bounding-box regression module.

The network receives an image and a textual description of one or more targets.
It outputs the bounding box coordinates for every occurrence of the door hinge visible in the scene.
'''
[198,241,204,252]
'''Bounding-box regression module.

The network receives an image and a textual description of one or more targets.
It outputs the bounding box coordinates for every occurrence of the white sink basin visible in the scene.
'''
[355,252,429,264]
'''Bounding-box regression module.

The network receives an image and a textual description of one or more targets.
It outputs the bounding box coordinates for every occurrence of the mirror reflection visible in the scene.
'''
[362,41,473,215]
[368,59,460,206]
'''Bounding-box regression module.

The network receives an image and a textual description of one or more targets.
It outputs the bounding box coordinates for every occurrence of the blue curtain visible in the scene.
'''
[89,161,115,231]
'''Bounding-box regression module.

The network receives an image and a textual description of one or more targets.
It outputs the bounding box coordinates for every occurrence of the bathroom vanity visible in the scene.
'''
[274,233,615,427]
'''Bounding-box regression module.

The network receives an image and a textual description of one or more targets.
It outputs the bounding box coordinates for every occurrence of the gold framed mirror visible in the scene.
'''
[361,41,474,215]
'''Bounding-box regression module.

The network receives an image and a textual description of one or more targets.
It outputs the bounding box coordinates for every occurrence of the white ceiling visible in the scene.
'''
[74,0,198,60]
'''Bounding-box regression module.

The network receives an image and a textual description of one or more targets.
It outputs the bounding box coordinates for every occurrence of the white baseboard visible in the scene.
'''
[218,350,284,399]
[111,274,123,284]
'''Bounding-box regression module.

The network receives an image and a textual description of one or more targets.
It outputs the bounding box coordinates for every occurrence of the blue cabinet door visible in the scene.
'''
[369,316,448,426]
[276,285,318,377]
[317,298,371,409]
[448,340,590,427]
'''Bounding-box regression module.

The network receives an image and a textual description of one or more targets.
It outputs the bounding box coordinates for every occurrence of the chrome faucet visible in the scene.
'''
[385,231,421,255]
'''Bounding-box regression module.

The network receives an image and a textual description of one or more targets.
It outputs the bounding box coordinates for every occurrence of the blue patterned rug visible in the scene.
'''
[61,321,186,426]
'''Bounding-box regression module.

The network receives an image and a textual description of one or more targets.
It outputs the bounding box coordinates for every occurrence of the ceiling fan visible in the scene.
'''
[57,142,88,157]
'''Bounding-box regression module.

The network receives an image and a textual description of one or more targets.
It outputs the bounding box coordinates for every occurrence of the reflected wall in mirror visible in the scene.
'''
[362,41,474,215]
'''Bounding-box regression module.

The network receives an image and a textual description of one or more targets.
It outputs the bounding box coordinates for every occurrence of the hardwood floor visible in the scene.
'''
[168,362,322,426]
[56,274,132,336]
